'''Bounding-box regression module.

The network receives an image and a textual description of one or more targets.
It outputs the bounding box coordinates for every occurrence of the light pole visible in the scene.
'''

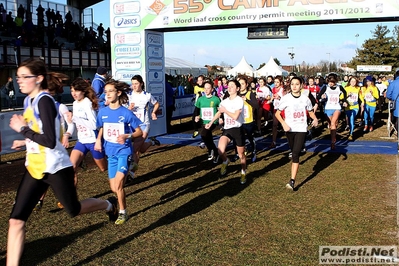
[355,33,359,49]
[288,47,295,73]
[326,52,331,73]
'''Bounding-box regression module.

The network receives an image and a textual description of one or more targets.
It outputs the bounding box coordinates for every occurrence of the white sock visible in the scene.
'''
[119,209,126,214]
[241,169,246,174]
[223,159,228,164]
[105,200,112,212]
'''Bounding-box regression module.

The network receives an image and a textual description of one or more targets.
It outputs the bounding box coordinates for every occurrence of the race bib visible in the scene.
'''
[329,95,339,104]
[103,122,125,143]
[365,93,374,102]
[225,117,236,126]
[348,93,358,104]
[26,138,40,154]
[291,107,306,123]
[243,105,250,119]
[201,107,214,121]
[133,107,145,122]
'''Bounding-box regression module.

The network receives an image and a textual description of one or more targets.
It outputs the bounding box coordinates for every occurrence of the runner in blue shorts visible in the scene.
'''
[95,79,142,225]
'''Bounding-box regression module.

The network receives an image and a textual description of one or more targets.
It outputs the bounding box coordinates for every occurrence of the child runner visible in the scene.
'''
[205,79,247,184]
[256,77,272,134]
[317,74,347,150]
[194,80,221,162]
[7,58,118,266]
[275,77,318,191]
[69,78,108,183]
[238,77,258,162]
[360,76,379,132]
[268,75,287,149]
[344,77,360,140]
[34,72,75,210]
[127,74,160,177]
[95,79,143,225]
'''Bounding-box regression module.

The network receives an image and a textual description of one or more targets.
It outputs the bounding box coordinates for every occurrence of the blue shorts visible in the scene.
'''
[107,154,130,179]
[73,142,106,160]
[139,123,150,134]
[325,109,340,117]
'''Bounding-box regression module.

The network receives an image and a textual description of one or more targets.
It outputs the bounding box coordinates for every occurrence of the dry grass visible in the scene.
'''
[0,111,397,265]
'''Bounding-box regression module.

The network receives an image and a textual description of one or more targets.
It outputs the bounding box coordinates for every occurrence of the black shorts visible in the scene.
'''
[10,166,81,221]
[222,126,245,147]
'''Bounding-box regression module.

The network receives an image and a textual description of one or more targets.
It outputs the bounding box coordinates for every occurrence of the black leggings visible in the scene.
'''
[242,121,256,152]
[200,123,217,153]
[10,166,81,221]
[286,132,306,163]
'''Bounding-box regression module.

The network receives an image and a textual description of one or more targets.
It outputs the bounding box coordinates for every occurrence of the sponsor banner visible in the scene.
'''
[148,46,163,58]
[114,70,142,81]
[319,246,398,265]
[147,71,163,83]
[148,59,163,70]
[113,1,141,15]
[115,58,142,70]
[172,95,195,119]
[114,45,141,57]
[114,15,141,28]
[357,65,393,72]
[146,33,163,46]
[114,32,141,45]
[148,83,164,94]
[152,93,164,109]
[0,109,77,156]
[136,0,399,30]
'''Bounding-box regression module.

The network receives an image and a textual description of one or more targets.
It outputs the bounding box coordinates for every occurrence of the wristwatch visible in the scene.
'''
[20,126,27,133]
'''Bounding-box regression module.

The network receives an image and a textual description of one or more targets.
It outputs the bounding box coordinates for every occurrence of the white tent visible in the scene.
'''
[165,57,208,77]
[227,56,255,76]
[256,56,288,77]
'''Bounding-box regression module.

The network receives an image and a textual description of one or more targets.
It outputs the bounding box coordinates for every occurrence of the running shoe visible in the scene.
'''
[198,142,206,149]
[252,151,257,163]
[57,202,64,209]
[79,159,87,171]
[125,172,134,186]
[34,200,43,211]
[213,155,219,164]
[240,172,247,184]
[348,135,353,141]
[130,162,139,172]
[288,152,292,159]
[363,126,368,132]
[150,137,161,146]
[208,150,214,161]
[268,142,276,149]
[115,213,129,225]
[106,196,118,222]
[301,147,306,153]
[369,126,373,132]
[192,131,199,138]
[220,159,229,176]
[286,179,295,190]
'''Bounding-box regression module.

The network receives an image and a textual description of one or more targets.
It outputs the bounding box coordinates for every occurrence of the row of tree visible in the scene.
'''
[348,24,399,72]
[207,24,399,77]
